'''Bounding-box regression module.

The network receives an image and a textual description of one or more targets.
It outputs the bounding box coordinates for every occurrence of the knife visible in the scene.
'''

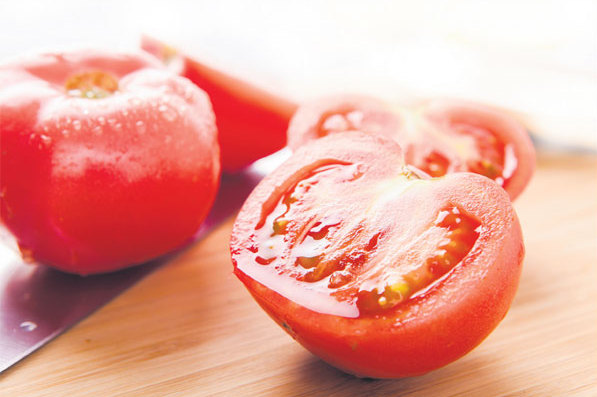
[0,148,290,373]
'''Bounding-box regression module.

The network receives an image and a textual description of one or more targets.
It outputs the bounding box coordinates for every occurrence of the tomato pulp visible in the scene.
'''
[287,95,535,200]
[231,132,524,378]
[141,36,298,172]
[0,50,220,274]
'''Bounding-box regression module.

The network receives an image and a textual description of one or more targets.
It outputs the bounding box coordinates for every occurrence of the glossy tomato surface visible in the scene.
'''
[231,132,524,378]
[287,96,535,200]
[0,50,220,274]
[141,36,297,172]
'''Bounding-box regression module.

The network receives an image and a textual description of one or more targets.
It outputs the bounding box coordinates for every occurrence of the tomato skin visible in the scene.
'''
[287,95,401,149]
[1,50,220,274]
[287,95,535,200]
[141,36,298,172]
[231,132,524,378]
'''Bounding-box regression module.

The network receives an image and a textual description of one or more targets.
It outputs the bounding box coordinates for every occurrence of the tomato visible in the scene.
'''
[141,36,298,172]
[230,132,524,378]
[287,96,535,200]
[0,50,220,275]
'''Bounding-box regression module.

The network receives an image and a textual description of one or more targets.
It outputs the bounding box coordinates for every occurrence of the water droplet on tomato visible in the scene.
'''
[72,120,81,131]
[92,126,103,136]
[39,134,52,146]
[136,120,146,134]
[159,104,177,122]
[19,321,37,332]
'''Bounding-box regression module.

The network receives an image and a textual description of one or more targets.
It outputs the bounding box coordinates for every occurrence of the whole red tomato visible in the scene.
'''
[141,36,298,172]
[287,95,535,200]
[0,50,220,274]
[231,132,524,378]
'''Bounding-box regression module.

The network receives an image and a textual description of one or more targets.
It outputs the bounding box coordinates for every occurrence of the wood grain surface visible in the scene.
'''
[1,150,596,396]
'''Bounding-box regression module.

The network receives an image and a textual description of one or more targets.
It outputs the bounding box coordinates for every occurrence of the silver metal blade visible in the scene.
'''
[0,149,289,373]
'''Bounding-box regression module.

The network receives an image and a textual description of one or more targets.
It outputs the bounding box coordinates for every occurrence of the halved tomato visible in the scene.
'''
[231,132,524,378]
[287,96,535,200]
[141,36,298,172]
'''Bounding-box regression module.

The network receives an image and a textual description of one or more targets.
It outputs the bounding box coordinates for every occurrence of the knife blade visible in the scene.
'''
[0,148,290,373]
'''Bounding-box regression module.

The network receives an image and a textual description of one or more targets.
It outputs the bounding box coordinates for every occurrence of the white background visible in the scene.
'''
[1,0,596,149]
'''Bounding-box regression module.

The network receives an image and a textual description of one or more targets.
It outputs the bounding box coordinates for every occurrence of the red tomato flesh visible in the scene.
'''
[287,96,535,200]
[141,36,298,172]
[1,50,220,274]
[231,132,524,378]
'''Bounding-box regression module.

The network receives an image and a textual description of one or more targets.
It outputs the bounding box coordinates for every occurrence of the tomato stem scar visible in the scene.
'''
[65,71,119,99]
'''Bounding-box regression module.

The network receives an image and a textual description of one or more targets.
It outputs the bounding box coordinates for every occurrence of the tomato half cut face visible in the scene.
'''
[287,96,535,200]
[231,132,524,378]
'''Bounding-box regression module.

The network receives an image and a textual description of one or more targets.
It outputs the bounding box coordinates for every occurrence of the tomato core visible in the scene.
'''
[65,71,118,99]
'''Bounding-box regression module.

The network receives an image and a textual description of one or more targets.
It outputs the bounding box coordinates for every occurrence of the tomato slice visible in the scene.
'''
[141,36,298,172]
[0,50,220,274]
[231,132,524,378]
[287,96,535,200]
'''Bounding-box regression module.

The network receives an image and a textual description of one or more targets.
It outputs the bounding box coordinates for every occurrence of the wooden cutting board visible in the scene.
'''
[1,150,596,397]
